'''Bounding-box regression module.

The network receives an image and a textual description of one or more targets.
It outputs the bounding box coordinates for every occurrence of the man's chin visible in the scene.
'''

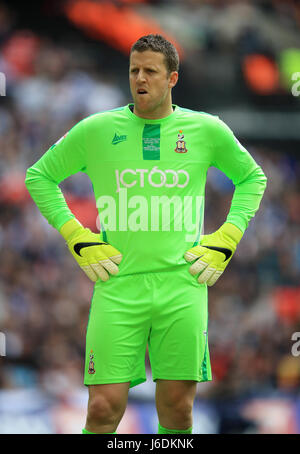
[134,101,152,113]
[134,100,159,117]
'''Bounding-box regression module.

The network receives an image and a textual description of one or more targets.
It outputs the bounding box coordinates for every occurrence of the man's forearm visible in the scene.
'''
[226,166,267,233]
[25,165,75,231]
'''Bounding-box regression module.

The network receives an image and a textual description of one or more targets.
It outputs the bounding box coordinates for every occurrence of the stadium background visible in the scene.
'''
[0,0,300,434]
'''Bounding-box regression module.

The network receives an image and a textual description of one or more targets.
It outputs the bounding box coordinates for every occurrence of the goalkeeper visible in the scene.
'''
[25,34,267,435]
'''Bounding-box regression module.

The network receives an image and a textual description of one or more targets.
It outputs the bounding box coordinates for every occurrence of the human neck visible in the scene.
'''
[133,103,174,120]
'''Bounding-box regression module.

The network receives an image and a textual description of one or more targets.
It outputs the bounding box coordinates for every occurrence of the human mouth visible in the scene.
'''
[137,88,148,95]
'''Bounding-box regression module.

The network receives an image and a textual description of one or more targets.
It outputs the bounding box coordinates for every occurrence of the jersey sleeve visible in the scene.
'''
[25,118,87,231]
[210,117,267,233]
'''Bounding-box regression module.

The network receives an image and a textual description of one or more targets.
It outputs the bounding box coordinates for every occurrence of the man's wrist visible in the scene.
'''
[221,222,244,245]
[59,218,83,241]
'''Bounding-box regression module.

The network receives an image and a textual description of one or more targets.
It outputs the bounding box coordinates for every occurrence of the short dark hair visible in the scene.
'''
[130,34,179,74]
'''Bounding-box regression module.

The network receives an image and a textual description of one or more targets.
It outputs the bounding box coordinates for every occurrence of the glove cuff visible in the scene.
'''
[220,222,243,245]
[59,218,83,241]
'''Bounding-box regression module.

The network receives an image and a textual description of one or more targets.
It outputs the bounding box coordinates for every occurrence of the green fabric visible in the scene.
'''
[142,124,160,160]
[25,103,267,276]
[158,423,192,434]
[84,269,211,388]
[82,428,116,434]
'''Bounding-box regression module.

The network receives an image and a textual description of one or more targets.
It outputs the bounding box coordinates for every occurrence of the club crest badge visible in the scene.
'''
[175,130,188,153]
[88,350,96,375]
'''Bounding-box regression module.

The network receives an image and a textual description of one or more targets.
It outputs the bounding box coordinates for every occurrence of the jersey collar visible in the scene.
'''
[125,103,178,123]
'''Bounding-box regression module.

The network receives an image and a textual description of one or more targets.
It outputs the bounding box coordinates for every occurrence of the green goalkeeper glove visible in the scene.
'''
[60,219,122,282]
[184,223,243,286]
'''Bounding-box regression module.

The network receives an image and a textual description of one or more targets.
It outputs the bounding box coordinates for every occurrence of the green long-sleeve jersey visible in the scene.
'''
[25,104,267,276]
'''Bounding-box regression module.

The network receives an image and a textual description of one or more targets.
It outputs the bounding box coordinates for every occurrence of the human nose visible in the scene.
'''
[136,70,146,83]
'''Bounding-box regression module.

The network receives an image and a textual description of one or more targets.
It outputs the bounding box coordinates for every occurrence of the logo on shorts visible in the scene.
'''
[88,350,96,374]
[175,130,188,153]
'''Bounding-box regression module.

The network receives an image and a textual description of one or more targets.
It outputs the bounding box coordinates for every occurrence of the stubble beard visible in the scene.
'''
[133,90,169,118]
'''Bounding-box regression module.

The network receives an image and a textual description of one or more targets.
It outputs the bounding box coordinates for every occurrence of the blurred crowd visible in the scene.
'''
[0,0,300,418]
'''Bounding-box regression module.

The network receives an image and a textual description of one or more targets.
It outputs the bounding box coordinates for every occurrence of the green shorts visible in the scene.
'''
[84,265,212,388]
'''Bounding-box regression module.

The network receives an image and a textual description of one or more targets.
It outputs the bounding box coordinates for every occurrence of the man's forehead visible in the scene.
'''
[129,50,166,68]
